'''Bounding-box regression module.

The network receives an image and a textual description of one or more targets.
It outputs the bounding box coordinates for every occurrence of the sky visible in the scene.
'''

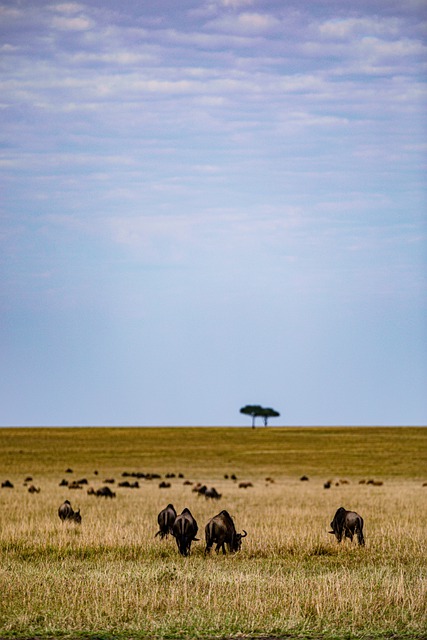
[1,0,426,427]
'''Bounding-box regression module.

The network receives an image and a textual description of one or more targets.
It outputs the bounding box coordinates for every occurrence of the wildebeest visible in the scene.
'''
[68,481,83,490]
[96,486,116,498]
[204,487,221,500]
[172,508,199,556]
[192,483,207,495]
[58,500,82,524]
[1,480,14,488]
[155,503,177,539]
[28,484,40,493]
[205,510,247,555]
[329,507,365,546]
[238,481,253,489]
[118,480,139,488]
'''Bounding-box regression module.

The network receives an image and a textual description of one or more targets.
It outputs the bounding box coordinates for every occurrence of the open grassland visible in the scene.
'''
[0,427,426,640]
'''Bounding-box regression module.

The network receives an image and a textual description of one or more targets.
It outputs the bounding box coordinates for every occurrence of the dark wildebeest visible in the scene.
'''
[205,487,222,500]
[58,500,82,524]
[172,508,199,556]
[329,507,365,546]
[238,481,253,489]
[28,484,40,494]
[205,510,247,555]
[96,486,116,498]
[155,503,177,539]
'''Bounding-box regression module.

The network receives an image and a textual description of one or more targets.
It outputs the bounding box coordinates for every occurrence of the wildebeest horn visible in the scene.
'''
[241,530,247,538]
[328,530,334,534]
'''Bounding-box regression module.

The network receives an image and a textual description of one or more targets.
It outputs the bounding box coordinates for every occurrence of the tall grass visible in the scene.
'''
[0,427,426,639]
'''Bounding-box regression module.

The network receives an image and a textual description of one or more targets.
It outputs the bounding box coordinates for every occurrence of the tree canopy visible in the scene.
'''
[240,405,280,428]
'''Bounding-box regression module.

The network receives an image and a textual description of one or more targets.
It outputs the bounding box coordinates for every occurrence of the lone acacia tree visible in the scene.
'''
[259,407,280,426]
[240,404,280,428]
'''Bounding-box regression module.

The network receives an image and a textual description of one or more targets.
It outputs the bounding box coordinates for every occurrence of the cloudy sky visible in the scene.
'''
[1,0,426,426]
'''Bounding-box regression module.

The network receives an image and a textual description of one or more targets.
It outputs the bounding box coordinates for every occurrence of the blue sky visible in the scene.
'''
[1,0,426,426]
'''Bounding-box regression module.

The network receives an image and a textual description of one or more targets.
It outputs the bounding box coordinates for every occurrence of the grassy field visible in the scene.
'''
[0,427,426,640]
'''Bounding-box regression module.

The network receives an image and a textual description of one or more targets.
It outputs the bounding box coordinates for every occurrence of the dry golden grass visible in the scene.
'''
[0,427,426,639]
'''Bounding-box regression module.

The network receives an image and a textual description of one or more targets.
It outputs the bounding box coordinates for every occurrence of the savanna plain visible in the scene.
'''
[0,427,426,640]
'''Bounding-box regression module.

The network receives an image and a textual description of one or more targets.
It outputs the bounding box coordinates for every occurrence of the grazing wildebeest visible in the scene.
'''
[68,481,83,490]
[155,503,177,539]
[205,510,247,555]
[96,486,116,498]
[1,480,13,488]
[205,487,222,500]
[192,483,207,495]
[172,508,199,556]
[238,481,253,489]
[58,500,81,524]
[28,484,40,493]
[329,507,365,546]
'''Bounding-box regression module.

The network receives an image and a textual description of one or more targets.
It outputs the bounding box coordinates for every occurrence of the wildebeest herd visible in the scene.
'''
[58,497,364,555]
[3,470,367,555]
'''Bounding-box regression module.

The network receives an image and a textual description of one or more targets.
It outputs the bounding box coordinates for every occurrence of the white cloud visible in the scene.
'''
[318,17,402,39]
[206,11,280,34]
[49,2,85,14]
[51,15,93,30]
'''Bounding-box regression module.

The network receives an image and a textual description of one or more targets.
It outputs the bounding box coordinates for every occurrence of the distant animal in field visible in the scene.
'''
[103,478,115,484]
[28,484,40,494]
[192,483,207,495]
[96,486,116,498]
[205,510,247,555]
[118,480,139,488]
[58,500,81,524]
[155,504,177,539]
[329,507,365,546]
[300,475,309,481]
[68,481,83,490]
[59,479,69,486]
[172,508,199,556]
[1,480,14,488]
[238,481,253,489]
[159,481,171,489]
[204,487,222,500]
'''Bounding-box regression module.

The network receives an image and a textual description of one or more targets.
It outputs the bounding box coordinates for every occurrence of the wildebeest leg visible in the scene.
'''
[345,529,353,542]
